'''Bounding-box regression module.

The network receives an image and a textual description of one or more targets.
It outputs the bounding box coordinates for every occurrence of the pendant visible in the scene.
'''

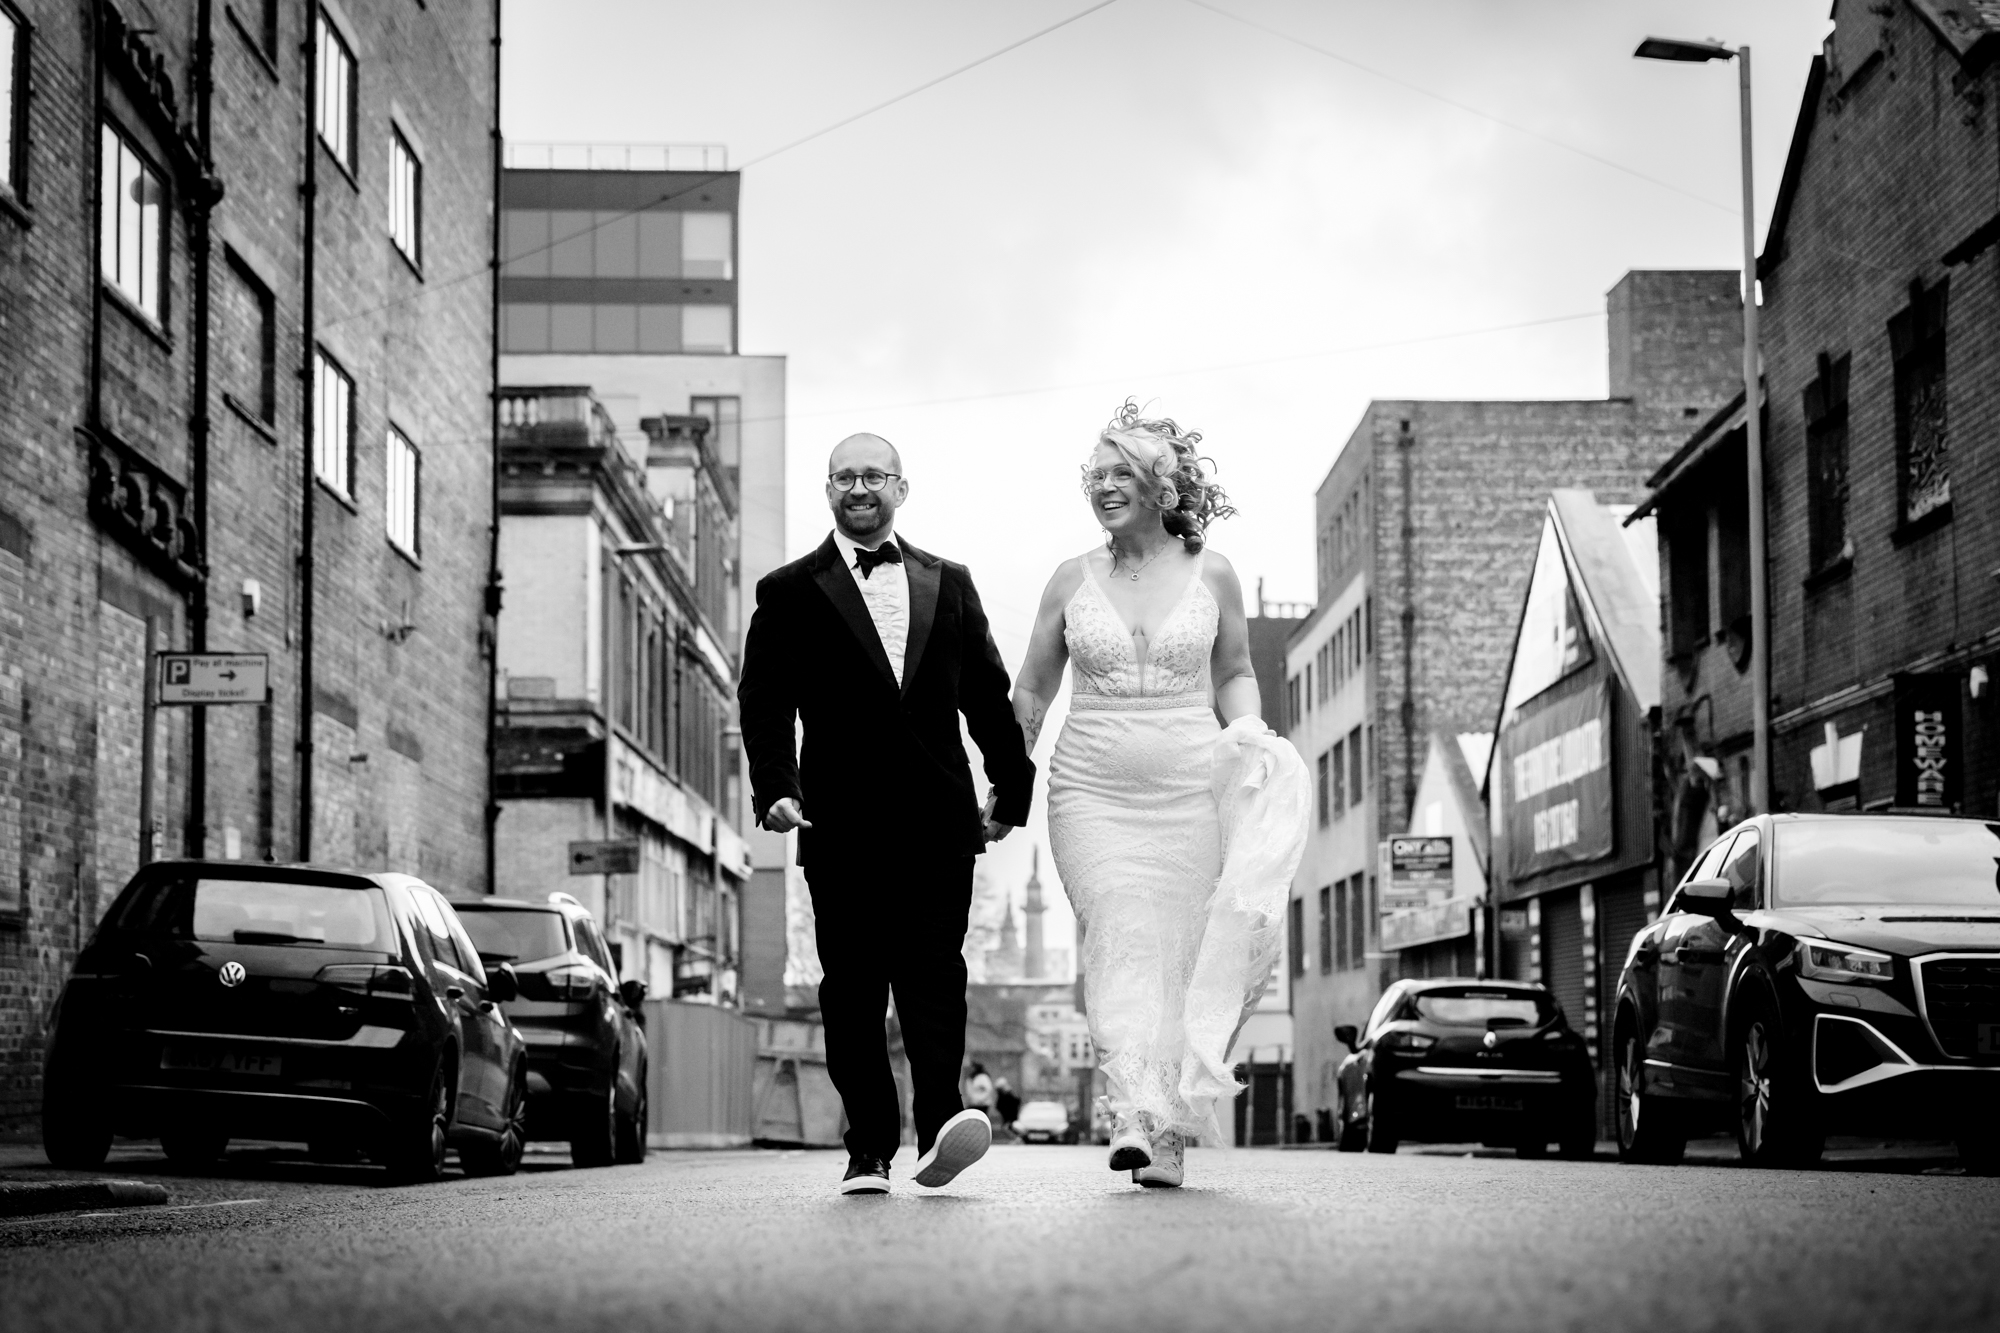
[1130,573,1139,581]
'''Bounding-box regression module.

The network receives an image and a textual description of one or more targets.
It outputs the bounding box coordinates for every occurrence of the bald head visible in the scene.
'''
[829,432,902,475]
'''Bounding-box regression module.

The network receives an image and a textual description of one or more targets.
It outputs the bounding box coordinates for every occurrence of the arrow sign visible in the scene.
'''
[156,653,271,705]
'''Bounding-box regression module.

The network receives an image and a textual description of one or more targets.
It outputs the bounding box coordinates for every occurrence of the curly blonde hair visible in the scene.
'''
[1086,399,1236,551]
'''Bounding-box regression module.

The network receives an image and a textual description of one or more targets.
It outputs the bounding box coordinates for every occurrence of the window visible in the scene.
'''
[1889,278,1949,526]
[1317,886,1333,975]
[313,348,353,495]
[1331,738,1346,815]
[1304,663,1312,712]
[223,251,276,424]
[1804,352,1850,572]
[681,211,732,278]
[1666,503,1709,658]
[690,395,741,486]
[385,425,419,556]
[1718,827,1761,911]
[1288,896,1305,977]
[316,11,355,171]
[1347,726,1364,809]
[1316,751,1330,828]
[1,4,23,197]
[682,304,732,354]
[1333,881,1350,970]
[388,128,420,267]
[100,123,165,321]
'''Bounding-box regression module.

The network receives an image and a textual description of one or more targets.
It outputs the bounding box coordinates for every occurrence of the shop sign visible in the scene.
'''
[1378,836,1452,912]
[1381,897,1473,951]
[1892,673,1961,811]
[1502,679,1614,879]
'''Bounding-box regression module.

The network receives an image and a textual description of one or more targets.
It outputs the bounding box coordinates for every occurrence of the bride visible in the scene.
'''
[1011,401,1303,1189]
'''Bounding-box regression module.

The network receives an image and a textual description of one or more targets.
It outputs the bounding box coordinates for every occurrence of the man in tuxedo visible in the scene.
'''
[738,432,1034,1195]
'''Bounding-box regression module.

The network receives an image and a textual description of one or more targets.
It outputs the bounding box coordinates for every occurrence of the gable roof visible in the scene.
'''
[1550,490,1662,715]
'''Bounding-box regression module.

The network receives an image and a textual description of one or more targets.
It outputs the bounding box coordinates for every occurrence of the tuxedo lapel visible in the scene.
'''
[808,535,899,691]
[900,540,940,700]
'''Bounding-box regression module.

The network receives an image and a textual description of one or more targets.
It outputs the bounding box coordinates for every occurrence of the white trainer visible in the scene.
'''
[912,1108,992,1188]
[1133,1131,1184,1188]
[1106,1107,1152,1173]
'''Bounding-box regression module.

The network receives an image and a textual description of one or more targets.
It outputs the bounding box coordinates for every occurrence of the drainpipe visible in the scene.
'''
[296,3,318,859]
[484,0,504,894]
[185,0,217,857]
[1397,418,1417,829]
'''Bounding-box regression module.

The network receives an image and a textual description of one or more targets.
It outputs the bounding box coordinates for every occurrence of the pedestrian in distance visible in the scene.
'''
[1010,400,1310,1188]
[738,432,1035,1196]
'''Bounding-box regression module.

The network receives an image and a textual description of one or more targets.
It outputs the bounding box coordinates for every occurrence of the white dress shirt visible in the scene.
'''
[831,528,910,686]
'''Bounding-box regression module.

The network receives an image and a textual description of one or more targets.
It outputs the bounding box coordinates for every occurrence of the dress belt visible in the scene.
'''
[1068,691,1212,713]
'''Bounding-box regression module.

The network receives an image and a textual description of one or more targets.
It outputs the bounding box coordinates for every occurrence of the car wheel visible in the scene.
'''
[570,1070,618,1168]
[462,1063,527,1177]
[1733,995,1823,1169]
[614,1066,648,1165]
[387,1057,454,1184]
[160,1125,229,1168]
[1616,1022,1686,1166]
[1364,1088,1399,1154]
[41,1079,112,1170]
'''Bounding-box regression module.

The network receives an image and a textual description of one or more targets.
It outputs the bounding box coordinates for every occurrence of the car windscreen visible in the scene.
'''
[103,873,394,950]
[456,908,570,964]
[1410,989,1552,1028]
[1775,819,2000,906]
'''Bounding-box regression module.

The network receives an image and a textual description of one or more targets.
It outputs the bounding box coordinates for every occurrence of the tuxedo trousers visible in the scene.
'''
[806,853,973,1161]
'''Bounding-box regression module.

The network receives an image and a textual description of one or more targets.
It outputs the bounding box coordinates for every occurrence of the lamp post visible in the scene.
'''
[1635,35,1769,816]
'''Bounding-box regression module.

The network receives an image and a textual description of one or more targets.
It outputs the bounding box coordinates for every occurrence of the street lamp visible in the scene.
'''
[1635,35,1770,817]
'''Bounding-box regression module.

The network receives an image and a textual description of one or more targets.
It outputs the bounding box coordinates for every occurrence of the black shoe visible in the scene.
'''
[839,1154,891,1195]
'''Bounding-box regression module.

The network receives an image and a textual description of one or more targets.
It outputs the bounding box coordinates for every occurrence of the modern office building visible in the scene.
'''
[494,146,788,1012]
[1281,270,1745,1137]
[0,2,497,1124]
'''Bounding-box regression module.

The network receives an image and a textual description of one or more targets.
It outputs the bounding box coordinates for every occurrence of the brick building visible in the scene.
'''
[0,2,497,1125]
[1280,270,1743,1134]
[493,386,752,1006]
[1638,2,2000,845]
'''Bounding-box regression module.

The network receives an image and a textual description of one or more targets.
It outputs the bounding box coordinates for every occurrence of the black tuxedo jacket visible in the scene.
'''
[737,534,1035,868]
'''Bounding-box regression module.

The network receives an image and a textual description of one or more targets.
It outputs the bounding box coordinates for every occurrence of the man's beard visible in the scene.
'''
[836,500,887,537]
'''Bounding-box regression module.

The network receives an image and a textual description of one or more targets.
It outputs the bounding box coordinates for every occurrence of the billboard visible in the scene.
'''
[1502,678,1614,879]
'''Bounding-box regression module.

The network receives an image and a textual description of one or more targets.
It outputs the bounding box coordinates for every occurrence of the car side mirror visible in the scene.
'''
[487,962,519,1004]
[1680,877,1735,918]
[619,979,648,1010]
[1334,1024,1358,1050]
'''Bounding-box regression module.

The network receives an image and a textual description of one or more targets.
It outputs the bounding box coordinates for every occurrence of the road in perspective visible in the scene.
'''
[5,1142,1998,1333]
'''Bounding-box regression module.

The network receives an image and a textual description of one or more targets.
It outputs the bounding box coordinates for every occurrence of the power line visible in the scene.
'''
[321,0,1125,333]
[1180,0,1738,217]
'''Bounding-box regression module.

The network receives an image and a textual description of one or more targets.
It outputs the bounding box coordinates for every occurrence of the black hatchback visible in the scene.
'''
[1333,979,1598,1158]
[43,861,529,1182]
[454,893,649,1166]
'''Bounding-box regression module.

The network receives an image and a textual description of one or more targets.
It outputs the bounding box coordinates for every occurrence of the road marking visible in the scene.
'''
[5,1198,271,1224]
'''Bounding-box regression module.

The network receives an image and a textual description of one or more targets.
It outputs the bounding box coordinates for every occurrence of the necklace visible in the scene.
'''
[1110,541,1172,582]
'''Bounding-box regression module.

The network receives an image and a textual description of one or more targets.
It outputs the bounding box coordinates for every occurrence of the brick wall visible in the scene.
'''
[0,1,497,1127]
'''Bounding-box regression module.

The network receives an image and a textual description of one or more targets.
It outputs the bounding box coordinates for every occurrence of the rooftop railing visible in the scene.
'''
[504,142,730,172]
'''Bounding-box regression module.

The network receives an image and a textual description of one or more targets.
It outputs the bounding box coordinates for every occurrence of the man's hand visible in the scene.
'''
[761,798,812,834]
[980,792,1014,844]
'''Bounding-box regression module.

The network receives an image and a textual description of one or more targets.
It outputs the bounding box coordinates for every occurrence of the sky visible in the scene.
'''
[503,0,1836,964]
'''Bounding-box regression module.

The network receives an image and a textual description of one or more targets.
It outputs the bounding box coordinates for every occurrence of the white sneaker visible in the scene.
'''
[912,1108,991,1188]
[1133,1131,1184,1188]
[1106,1104,1152,1173]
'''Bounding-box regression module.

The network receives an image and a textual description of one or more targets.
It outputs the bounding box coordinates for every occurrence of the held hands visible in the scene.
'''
[761,798,812,834]
[981,793,1015,845]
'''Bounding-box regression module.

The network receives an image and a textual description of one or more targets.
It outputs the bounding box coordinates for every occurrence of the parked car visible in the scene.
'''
[455,892,649,1165]
[1012,1099,1074,1144]
[43,861,528,1182]
[1333,978,1597,1158]
[1612,813,2000,1173]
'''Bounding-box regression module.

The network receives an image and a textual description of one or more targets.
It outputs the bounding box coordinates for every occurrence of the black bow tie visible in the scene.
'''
[853,543,903,579]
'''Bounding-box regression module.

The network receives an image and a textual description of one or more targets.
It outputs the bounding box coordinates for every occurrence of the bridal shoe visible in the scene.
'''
[1133,1131,1184,1188]
[1105,1105,1152,1173]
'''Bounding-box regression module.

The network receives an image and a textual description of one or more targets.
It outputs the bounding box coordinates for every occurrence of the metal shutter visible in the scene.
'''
[1541,889,1586,1034]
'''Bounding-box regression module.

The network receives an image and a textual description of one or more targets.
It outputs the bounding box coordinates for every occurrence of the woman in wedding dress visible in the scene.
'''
[1011,401,1302,1189]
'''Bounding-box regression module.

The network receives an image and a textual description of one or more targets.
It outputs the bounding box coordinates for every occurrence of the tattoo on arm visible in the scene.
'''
[1021,702,1047,754]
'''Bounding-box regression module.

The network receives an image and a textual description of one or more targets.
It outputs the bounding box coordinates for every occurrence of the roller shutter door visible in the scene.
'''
[1540,889,1586,1035]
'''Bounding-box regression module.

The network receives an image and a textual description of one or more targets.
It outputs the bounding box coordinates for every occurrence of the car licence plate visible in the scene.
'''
[160,1046,282,1077]
[1455,1094,1523,1112]
[1979,1024,2000,1056]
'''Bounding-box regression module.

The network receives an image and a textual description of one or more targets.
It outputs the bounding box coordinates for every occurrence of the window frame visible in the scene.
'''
[223,248,277,428]
[1317,885,1333,976]
[1802,352,1852,577]
[312,346,356,499]
[1888,278,1950,532]
[99,117,169,328]
[1288,896,1305,978]
[315,9,357,175]
[388,124,421,272]
[0,0,28,209]
[384,422,420,560]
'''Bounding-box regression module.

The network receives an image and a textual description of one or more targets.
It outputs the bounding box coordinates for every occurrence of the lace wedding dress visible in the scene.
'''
[1049,550,1266,1143]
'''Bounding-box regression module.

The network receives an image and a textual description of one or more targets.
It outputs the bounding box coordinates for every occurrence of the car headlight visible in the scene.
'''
[1798,940,1894,985]
[1378,1032,1436,1052]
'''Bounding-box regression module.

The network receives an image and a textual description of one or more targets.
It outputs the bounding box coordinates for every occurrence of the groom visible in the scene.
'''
[738,432,1035,1194]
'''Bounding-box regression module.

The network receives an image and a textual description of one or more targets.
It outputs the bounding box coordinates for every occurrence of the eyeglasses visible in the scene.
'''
[1080,465,1139,490]
[828,470,902,492]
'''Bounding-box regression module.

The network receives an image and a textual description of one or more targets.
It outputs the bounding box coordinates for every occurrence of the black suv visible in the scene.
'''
[43,861,529,1182]
[455,893,649,1165]
[1613,814,2000,1172]
[1332,978,1597,1157]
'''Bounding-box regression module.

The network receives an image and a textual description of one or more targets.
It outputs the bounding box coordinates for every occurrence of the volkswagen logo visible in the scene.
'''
[1482,1030,1498,1050]
[218,961,247,988]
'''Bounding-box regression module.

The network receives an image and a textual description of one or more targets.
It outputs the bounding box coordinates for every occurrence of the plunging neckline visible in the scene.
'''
[1082,549,1205,650]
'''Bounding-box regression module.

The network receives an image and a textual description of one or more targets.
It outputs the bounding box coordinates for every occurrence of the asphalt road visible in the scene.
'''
[3,1140,1996,1333]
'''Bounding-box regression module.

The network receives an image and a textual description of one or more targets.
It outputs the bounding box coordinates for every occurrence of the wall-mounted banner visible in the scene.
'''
[1381,897,1474,952]
[1892,673,1961,811]
[1502,678,1614,879]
